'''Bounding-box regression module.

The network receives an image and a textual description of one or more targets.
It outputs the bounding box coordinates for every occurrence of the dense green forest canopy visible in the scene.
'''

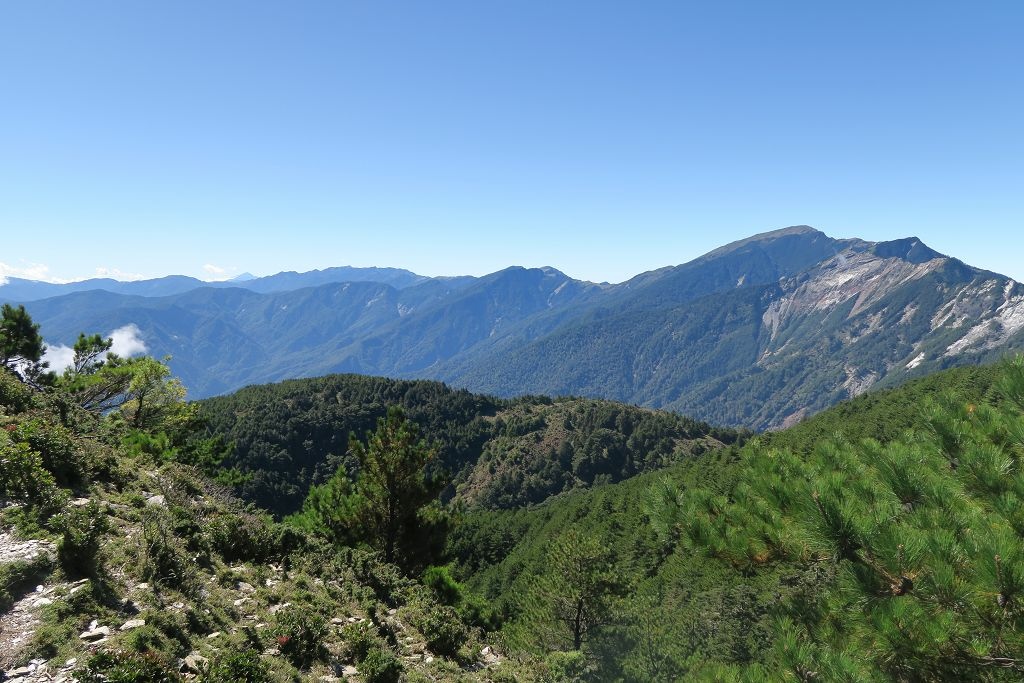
[448,359,1024,680]
[197,374,744,516]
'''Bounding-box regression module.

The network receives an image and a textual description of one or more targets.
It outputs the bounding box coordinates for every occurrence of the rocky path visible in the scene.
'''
[0,529,61,680]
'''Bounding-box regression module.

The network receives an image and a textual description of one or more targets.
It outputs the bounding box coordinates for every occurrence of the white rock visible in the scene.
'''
[80,626,111,641]
[120,619,147,631]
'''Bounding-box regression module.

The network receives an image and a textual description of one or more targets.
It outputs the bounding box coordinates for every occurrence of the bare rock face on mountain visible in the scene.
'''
[7,226,1023,430]
[442,229,1024,429]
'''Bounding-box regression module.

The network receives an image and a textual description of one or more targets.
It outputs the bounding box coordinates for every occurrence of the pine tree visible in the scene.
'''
[0,303,48,383]
[528,527,627,652]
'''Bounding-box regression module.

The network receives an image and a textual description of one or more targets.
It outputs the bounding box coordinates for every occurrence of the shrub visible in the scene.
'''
[56,501,108,577]
[422,565,463,605]
[14,418,86,487]
[0,368,35,413]
[409,603,467,658]
[0,433,56,503]
[340,619,380,663]
[120,624,166,655]
[207,513,279,564]
[271,605,328,669]
[357,647,403,683]
[138,507,196,591]
[205,649,273,683]
[542,650,588,683]
[78,650,180,683]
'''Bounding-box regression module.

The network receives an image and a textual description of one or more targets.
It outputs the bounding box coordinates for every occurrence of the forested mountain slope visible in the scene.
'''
[0,368,526,683]
[197,374,743,516]
[449,360,1024,680]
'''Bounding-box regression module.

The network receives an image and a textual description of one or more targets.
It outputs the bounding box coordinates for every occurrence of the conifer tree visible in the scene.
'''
[671,357,1024,679]
[291,407,447,574]
[0,303,48,384]
[528,528,627,652]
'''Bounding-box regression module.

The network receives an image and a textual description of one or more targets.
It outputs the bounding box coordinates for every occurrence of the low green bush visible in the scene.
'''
[358,647,403,683]
[14,418,87,487]
[78,650,180,683]
[140,509,196,592]
[56,501,108,577]
[207,512,280,563]
[204,649,273,683]
[0,433,56,503]
[0,369,36,413]
[271,605,328,669]
[340,619,380,663]
[422,565,463,605]
[411,603,467,658]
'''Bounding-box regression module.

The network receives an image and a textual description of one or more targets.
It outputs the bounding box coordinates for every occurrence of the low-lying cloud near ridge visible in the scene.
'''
[0,261,66,287]
[43,324,149,374]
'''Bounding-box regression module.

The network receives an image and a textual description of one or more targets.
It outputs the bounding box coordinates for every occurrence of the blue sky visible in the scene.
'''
[1,1,1021,284]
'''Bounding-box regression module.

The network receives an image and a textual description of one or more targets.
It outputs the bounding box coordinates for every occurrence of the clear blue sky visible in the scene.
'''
[1,1,1021,284]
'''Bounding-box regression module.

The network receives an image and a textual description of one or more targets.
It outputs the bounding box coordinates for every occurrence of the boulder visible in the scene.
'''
[79,625,111,641]
[181,653,209,673]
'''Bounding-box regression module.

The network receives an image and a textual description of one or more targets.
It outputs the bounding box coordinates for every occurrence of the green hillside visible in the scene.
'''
[448,360,1024,680]
[0,366,540,682]
[7,293,1024,681]
[197,374,744,516]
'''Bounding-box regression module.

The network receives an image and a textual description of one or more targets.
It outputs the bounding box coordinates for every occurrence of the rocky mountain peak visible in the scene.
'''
[869,237,946,264]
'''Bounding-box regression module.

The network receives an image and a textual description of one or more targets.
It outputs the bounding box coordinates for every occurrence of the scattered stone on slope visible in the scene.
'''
[0,532,58,671]
[0,531,54,565]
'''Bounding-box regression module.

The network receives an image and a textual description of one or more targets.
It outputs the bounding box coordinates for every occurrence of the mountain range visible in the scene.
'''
[5,225,1023,429]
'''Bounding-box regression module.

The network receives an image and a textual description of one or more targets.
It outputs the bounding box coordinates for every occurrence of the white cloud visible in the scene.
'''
[43,323,148,375]
[93,267,147,281]
[42,343,75,374]
[110,324,148,357]
[202,263,240,282]
[0,261,68,285]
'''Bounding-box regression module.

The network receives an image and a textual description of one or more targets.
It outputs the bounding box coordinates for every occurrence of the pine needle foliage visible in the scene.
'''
[679,357,1024,680]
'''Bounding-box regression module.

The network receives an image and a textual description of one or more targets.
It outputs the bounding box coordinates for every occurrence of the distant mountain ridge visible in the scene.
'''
[6,226,1023,429]
[0,264,430,301]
